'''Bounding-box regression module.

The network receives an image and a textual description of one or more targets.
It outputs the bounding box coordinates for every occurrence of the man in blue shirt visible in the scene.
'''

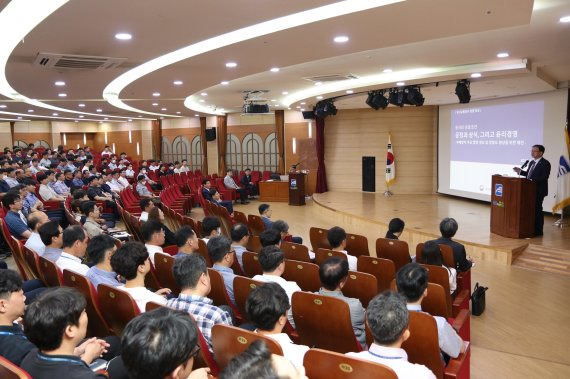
[85,234,121,289]
[207,235,236,306]
[2,193,32,239]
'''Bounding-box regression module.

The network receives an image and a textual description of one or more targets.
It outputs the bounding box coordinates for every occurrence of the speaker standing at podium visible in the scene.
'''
[513,144,551,236]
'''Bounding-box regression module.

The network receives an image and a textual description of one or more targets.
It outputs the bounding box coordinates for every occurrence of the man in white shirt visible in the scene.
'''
[55,225,90,276]
[110,241,170,312]
[118,170,131,188]
[141,220,166,264]
[108,171,124,192]
[125,164,135,178]
[252,245,301,327]
[179,159,190,173]
[139,198,154,222]
[346,291,436,379]
[24,211,49,256]
[37,171,65,202]
[4,168,19,188]
[201,216,222,244]
[327,226,357,271]
[148,161,160,172]
[246,282,309,369]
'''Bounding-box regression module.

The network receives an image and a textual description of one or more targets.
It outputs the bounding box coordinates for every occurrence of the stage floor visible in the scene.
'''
[312,191,570,266]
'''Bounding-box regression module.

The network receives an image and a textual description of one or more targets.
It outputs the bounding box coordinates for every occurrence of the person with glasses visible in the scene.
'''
[207,236,237,306]
[121,307,209,379]
[55,226,90,276]
[85,235,121,289]
[2,192,32,239]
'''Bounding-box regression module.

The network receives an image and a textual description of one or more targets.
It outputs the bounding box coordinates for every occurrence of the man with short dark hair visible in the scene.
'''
[224,169,249,204]
[258,203,273,229]
[141,220,166,264]
[174,226,199,259]
[207,235,236,305]
[55,225,89,275]
[2,192,32,239]
[87,175,119,220]
[85,234,120,289]
[201,216,221,243]
[260,228,282,247]
[271,219,303,245]
[38,171,65,201]
[139,198,154,222]
[210,188,234,215]
[167,254,232,352]
[346,291,435,378]
[230,223,250,270]
[429,218,472,272]
[327,226,357,271]
[252,245,300,327]
[318,257,366,348]
[136,175,155,199]
[240,168,258,197]
[38,221,63,261]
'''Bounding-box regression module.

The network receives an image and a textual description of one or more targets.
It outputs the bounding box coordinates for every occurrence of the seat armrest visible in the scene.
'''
[452,289,470,317]
[449,308,470,341]
[444,342,470,379]
[42,200,62,210]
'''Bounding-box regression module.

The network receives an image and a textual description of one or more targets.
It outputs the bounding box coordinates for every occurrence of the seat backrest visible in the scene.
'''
[211,324,284,371]
[232,276,263,320]
[342,271,378,308]
[242,251,263,278]
[97,284,140,337]
[62,270,112,337]
[8,235,29,280]
[401,311,444,379]
[195,239,213,266]
[38,256,63,286]
[356,256,395,293]
[376,238,411,272]
[232,211,249,230]
[245,235,262,253]
[281,241,311,262]
[145,301,163,312]
[309,227,331,251]
[22,246,42,280]
[0,356,32,379]
[247,214,265,236]
[153,254,180,294]
[162,245,178,256]
[282,260,320,292]
[344,233,369,257]
[421,282,450,319]
[292,291,361,353]
[416,242,455,268]
[207,268,233,308]
[303,348,398,379]
[314,248,347,266]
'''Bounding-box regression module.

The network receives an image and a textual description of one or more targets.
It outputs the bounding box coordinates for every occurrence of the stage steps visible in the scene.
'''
[512,244,570,276]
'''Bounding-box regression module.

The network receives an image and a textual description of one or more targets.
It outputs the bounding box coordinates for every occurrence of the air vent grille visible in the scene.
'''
[33,53,126,70]
[304,74,359,83]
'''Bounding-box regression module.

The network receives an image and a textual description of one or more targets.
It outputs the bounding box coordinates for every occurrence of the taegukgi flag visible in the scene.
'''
[386,133,395,185]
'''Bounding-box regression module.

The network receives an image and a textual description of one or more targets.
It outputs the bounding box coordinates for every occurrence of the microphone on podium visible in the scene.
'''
[521,160,529,169]
[515,160,529,177]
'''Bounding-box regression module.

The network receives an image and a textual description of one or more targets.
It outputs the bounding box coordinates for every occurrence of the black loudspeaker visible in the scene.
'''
[302,110,315,119]
[362,156,375,192]
[205,128,216,141]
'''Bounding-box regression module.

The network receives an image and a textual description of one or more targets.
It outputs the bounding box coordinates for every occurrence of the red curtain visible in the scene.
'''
[315,117,328,193]
[199,117,208,174]
[217,115,227,174]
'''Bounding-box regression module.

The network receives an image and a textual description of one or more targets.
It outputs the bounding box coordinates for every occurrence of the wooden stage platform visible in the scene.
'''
[312,191,570,268]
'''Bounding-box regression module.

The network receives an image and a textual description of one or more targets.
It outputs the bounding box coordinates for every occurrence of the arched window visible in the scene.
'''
[264,132,279,172]
[34,140,51,149]
[226,134,241,171]
[190,136,203,171]
[161,137,172,162]
[172,136,190,163]
[13,140,28,149]
[242,133,263,171]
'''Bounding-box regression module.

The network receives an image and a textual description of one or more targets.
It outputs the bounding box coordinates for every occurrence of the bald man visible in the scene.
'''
[24,211,49,256]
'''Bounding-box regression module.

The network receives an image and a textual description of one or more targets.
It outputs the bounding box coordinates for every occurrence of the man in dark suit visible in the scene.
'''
[240,168,258,197]
[513,144,551,236]
[430,218,472,272]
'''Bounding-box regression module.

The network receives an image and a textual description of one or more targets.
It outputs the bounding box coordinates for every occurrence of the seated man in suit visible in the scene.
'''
[429,218,473,272]
[240,168,258,197]
[210,188,234,216]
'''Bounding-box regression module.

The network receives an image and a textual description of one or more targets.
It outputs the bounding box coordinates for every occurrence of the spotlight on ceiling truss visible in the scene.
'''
[455,80,471,104]
[314,99,338,118]
[404,86,425,106]
[388,88,405,107]
[366,90,389,110]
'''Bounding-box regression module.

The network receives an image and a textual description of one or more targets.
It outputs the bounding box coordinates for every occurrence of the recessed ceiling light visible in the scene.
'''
[282,91,288,95]
[271,99,277,102]
[115,33,132,40]
[471,73,482,78]
[383,68,393,73]
[58,93,67,97]
[74,120,78,123]
[396,82,405,86]
[17,116,22,120]
[128,119,132,121]
[173,80,183,85]
[560,16,570,23]
[54,81,65,86]
[194,114,199,117]
[199,99,205,103]
[270,67,280,72]
[160,117,164,119]
[346,90,354,94]
[0,105,6,108]
[99,121,103,124]
[176,111,181,114]
[104,117,108,120]
[78,103,85,107]
[296,106,301,109]
[333,35,349,43]
[152,92,160,97]
[316,96,323,99]
[225,62,237,68]
[300,102,306,105]
[201,93,207,96]
[314,82,322,86]
[52,113,58,116]
[96,108,102,112]
[221,81,229,85]
[497,52,509,58]
[300,108,305,111]
[79,115,84,118]
[27,109,34,112]
[138,115,142,117]
[152,103,158,106]
[161,108,167,111]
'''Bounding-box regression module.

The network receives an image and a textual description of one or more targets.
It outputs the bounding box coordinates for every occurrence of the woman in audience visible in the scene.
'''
[147,207,177,246]
[386,217,405,240]
[421,241,457,293]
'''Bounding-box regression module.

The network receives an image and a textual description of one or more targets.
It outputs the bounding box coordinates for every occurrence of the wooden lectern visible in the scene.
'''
[490,175,536,238]
[288,173,306,206]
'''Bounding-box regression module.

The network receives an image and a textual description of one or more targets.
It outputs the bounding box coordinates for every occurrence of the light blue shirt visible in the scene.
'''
[86,266,121,290]
[212,264,236,306]
[42,247,63,262]
[232,244,247,270]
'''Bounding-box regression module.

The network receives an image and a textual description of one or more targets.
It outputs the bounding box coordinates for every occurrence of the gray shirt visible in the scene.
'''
[136,182,153,197]
[318,289,366,349]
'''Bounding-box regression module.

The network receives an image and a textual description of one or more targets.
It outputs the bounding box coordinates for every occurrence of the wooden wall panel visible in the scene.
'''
[285,122,317,195]
[324,106,437,194]
[13,132,52,146]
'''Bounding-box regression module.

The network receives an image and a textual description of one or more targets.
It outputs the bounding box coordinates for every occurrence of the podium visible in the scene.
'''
[490,175,536,238]
[288,173,306,206]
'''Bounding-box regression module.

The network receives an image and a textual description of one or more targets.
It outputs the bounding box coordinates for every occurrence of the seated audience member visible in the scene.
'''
[421,241,457,293]
[207,236,236,306]
[24,211,49,255]
[141,220,166,264]
[55,225,90,275]
[346,292,436,378]
[260,229,282,248]
[258,203,273,229]
[318,257,366,349]
[224,169,249,204]
[246,283,309,368]
[125,164,135,178]
[118,170,131,189]
[252,245,301,327]
[21,178,45,216]
[230,223,250,270]
[210,188,234,216]
[20,288,111,378]
[85,234,121,289]
[107,171,124,193]
[138,198,154,222]
[81,201,104,239]
[430,218,473,272]
[396,263,465,360]
[110,241,169,311]
[386,217,405,240]
[147,207,177,246]
[136,174,155,199]
[4,167,19,188]
[63,170,74,188]
[86,175,119,220]
[2,192,32,239]
[327,226,357,271]
[201,179,215,201]
[220,340,306,379]
[51,172,70,196]
[38,221,64,261]
[72,170,85,188]
[201,216,222,243]
[167,254,233,352]
[240,168,258,197]
[121,307,210,379]
[271,219,303,245]
[37,171,65,201]
[174,226,199,259]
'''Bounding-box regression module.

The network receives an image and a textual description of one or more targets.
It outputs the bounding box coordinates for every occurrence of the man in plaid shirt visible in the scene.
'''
[167,254,233,352]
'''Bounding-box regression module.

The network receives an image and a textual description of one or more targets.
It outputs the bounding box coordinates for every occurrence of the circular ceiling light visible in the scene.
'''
[560,16,570,23]
[346,90,354,94]
[115,33,132,40]
[333,35,349,43]
[152,103,158,106]
[152,92,160,97]
[96,108,102,112]
[201,93,208,96]
[173,80,183,85]
[316,96,323,99]
[225,62,237,68]
[54,81,65,86]
[270,67,280,72]
[78,103,85,107]
[383,68,393,73]
[497,52,509,58]
[58,93,67,97]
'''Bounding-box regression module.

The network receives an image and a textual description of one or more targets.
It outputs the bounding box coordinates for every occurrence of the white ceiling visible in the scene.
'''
[0,0,568,121]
